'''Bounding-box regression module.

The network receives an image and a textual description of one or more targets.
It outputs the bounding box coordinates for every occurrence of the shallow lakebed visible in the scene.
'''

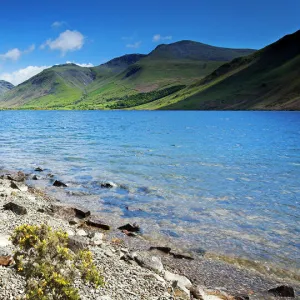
[1,110,299,281]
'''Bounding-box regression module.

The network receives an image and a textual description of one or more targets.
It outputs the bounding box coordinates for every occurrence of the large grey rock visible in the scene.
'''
[86,218,110,230]
[134,251,164,273]
[164,270,192,298]
[68,236,89,253]
[268,285,295,297]
[3,202,27,215]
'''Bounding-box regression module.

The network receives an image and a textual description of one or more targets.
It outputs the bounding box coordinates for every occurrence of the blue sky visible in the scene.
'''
[0,0,299,85]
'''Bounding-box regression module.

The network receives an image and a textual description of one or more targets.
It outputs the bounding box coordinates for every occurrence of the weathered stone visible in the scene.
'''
[76,229,88,236]
[170,251,194,260]
[35,167,44,172]
[121,230,137,237]
[134,251,164,273]
[90,232,104,246]
[53,180,67,187]
[10,181,28,192]
[3,202,27,215]
[32,175,39,180]
[268,285,295,297]
[51,203,90,219]
[118,223,140,232]
[149,246,171,254]
[86,219,110,230]
[68,236,89,253]
[7,171,26,182]
[0,256,13,267]
[164,271,192,291]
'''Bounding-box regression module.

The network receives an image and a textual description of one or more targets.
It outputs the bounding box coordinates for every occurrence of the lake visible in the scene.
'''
[1,110,299,280]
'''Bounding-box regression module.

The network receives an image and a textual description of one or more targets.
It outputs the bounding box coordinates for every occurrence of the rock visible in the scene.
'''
[90,232,104,246]
[32,175,39,180]
[69,218,80,225]
[76,229,88,236]
[66,230,75,237]
[171,281,190,299]
[7,171,26,182]
[37,208,45,213]
[0,256,13,267]
[164,271,192,291]
[150,246,172,254]
[86,219,110,230]
[134,251,164,273]
[47,173,54,178]
[10,181,28,192]
[51,203,90,219]
[97,296,112,300]
[68,236,89,253]
[268,285,295,297]
[3,202,27,215]
[118,223,140,232]
[100,182,117,188]
[170,252,194,260]
[53,180,67,187]
[34,167,44,172]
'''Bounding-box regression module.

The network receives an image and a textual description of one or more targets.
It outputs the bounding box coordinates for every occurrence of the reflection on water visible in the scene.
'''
[1,110,300,279]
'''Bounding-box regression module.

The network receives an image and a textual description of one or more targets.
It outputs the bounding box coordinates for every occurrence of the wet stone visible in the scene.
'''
[3,202,27,215]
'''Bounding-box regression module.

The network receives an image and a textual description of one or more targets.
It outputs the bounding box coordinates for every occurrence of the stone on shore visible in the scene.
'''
[51,203,91,219]
[3,202,27,215]
[68,236,90,253]
[268,285,295,297]
[53,180,68,187]
[86,219,111,230]
[7,171,26,182]
[118,223,140,232]
[0,256,13,267]
[10,181,28,192]
[133,251,164,273]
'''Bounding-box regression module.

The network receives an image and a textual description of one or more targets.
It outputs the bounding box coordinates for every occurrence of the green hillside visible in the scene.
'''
[155,30,300,110]
[0,80,14,96]
[0,41,255,109]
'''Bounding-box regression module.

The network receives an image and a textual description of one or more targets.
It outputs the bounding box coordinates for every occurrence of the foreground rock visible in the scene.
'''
[51,203,90,219]
[86,218,111,230]
[3,202,27,215]
[268,285,295,297]
[53,180,67,187]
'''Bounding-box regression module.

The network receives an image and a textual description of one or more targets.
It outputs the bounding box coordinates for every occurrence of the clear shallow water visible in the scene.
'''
[1,111,300,279]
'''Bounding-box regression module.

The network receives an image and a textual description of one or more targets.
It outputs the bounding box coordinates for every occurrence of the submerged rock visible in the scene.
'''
[34,167,44,172]
[100,181,117,188]
[3,202,27,215]
[53,180,67,187]
[268,285,295,297]
[118,223,140,232]
[86,218,111,230]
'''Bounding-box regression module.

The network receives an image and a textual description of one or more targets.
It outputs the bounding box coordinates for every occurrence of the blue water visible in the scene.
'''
[1,111,300,278]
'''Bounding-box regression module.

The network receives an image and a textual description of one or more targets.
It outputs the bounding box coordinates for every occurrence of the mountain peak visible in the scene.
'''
[0,80,14,96]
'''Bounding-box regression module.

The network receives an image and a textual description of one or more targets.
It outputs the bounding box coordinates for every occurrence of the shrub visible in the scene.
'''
[11,224,104,300]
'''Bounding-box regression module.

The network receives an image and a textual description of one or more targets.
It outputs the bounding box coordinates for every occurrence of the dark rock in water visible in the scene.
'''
[149,246,172,254]
[53,180,67,187]
[3,202,27,215]
[170,252,194,260]
[86,219,110,230]
[32,175,39,180]
[268,285,295,297]
[68,236,89,253]
[100,182,117,188]
[7,171,26,182]
[118,223,140,232]
[35,167,44,172]
[51,203,90,219]
[47,173,54,178]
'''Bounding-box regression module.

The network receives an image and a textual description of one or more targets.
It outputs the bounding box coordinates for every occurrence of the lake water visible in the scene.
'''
[1,111,300,280]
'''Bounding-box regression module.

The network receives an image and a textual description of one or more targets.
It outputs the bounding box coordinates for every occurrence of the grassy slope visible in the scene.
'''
[156,30,300,110]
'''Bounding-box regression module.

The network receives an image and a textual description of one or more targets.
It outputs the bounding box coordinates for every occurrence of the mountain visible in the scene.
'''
[150,30,300,110]
[0,80,14,96]
[0,41,256,109]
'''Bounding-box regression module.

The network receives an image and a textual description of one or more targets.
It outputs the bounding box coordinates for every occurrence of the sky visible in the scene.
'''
[0,0,299,85]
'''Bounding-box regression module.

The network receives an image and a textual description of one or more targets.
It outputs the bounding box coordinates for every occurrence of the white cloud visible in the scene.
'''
[126,41,142,49]
[41,30,85,55]
[0,65,50,85]
[0,48,22,61]
[152,34,172,42]
[0,44,35,62]
[52,21,66,28]
[65,61,94,67]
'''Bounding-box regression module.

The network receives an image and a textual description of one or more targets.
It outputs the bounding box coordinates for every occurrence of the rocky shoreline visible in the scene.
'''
[0,170,299,299]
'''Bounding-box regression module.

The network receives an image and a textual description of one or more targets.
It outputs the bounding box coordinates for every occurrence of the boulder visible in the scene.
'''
[76,229,88,237]
[164,271,192,296]
[149,246,171,254]
[86,219,110,230]
[7,171,26,182]
[3,202,27,215]
[51,203,90,219]
[268,285,295,297]
[90,232,104,246]
[68,236,89,253]
[134,251,164,273]
[34,167,44,172]
[53,180,67,187]
[118,223,140,232]
[100,182,117,188]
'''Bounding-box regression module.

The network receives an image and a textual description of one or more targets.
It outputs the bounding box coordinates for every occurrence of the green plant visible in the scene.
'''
[11,224,104,300]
